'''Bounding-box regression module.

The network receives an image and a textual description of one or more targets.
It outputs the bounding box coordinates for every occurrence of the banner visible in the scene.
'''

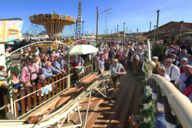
[0,19,23,42]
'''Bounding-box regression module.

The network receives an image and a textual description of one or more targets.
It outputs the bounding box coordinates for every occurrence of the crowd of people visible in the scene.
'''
[0,44,88,110]
[153,43,192,101]
[0,40,147,111]
[1,38,192,128]
[150,43,192,128]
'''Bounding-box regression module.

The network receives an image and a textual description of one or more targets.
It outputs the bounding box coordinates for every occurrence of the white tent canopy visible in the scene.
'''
[69,44,98,55]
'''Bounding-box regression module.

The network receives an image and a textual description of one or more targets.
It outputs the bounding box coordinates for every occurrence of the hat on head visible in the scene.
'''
[181,57,188,61]
[39,74,46,80]
[27,55,33,62]
[152,56,158,60]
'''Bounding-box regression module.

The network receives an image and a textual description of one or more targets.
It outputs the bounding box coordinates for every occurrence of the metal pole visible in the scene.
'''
[105,13,107,35]
[96,6,99,43]
[149,21,152,31]
[82,21,84,36]
[156,10,160,41]
[123,22,126,37]
[117,24,119,35]
[180,21,184,35]
[84,92,92,128]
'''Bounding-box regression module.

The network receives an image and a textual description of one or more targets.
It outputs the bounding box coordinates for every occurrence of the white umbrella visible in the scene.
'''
[69,44,98,55]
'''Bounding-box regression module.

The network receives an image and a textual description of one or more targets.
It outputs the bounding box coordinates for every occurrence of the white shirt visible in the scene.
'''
[175,73,187,92]
[164,74,171,81]
[166,64,180,84]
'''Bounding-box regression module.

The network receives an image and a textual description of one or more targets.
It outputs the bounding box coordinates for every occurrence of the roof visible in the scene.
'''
[0,18,22,21]
[144,21,192,38]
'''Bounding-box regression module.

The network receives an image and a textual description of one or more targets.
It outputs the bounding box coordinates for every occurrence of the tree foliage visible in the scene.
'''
[152,44,166,62]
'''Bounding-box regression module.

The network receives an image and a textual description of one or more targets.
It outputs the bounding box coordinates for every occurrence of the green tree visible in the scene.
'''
[152,44,166,62]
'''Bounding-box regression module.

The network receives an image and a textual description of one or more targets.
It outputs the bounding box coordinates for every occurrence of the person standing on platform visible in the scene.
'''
[98,55,105,75]
[110,59,127,93]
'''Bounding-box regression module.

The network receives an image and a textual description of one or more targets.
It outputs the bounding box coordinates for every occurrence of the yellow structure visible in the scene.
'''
[29,14,76,38]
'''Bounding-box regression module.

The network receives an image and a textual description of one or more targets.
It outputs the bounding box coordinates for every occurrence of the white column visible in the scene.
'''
[147,39,152,76]
[147,39,151,61]
[0,44,6,67]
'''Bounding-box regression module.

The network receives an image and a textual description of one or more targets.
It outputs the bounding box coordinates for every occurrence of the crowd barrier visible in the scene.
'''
[149,74,192,128]
[0,64,93,119]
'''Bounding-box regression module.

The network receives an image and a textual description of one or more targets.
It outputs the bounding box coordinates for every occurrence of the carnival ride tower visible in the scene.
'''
[77,0,82,38]
[29,13,76,39]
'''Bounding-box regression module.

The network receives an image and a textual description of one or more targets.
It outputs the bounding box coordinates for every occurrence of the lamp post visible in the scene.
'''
[96,6,112,43]
[156,10,160,41]
[123,22,126,37]
[105,12,112,35]
[149,21,152,31]
[82,20,84,36]
[137,28,139,34]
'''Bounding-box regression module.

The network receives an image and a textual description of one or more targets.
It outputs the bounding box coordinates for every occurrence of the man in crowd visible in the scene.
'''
[164,58,180,85]
[110,59,127,92]
[53,55,66,74]
[42,61,62,78]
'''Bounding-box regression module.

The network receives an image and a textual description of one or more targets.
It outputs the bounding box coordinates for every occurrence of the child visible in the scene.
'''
[11,72,21,94]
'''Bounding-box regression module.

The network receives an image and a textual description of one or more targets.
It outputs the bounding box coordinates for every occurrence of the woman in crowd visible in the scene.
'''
[20,55,39,85]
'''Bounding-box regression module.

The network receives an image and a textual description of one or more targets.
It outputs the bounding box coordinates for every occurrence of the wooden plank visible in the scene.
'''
[20,88,26,115]
[55,76,58,94]
[13,94,19,117]
[21,86,85,120]
[59,74,63,92]
[48,91,51,99]
[38,90,42,104]
[3,95,9,112]
[51,77,55,96]
[26,87,32,111]
[33,86,37,107]
[43,93,47,101]
[47,78,51,97]
[80,74,97,84]
[61,74,64,90]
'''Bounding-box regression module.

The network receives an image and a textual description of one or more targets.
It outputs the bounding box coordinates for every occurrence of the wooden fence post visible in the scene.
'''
[59,74,62,92]
[20,88,26,115]
[3,95,9,113]
[38,90,42,105]
[33,85,37,107]
[47,78,51,97]
[51,77,55,96]
[13,94,19,117]
[26,87,31,111]
[55,76,58,93]
[62,74,65,89]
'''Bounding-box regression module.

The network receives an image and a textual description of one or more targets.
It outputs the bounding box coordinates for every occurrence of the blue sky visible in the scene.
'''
[0,0,192,36]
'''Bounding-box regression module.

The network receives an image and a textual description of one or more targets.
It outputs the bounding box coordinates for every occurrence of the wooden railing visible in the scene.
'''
[0,65,94,119]
[79,64,93,79]
[70,64,93,85]
[149,74,192,128]
[1,73,68,119]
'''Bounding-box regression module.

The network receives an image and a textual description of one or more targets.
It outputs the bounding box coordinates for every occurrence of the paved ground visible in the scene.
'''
[91,72,144,128]
[68,71,144,128]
